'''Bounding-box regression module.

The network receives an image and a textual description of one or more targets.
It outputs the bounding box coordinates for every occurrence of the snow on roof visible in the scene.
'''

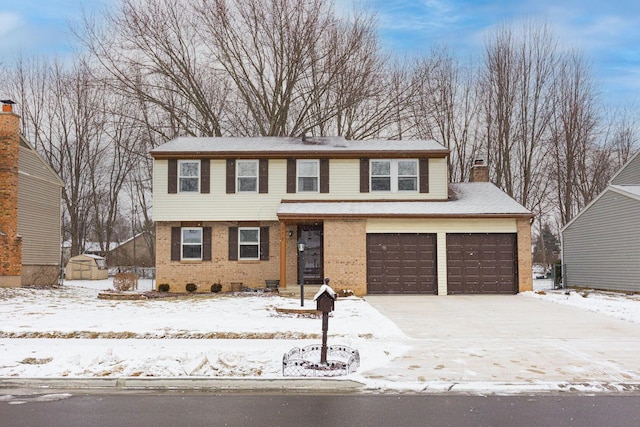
[77,254,106,260]
[151,136,448,156]
[277,183,531,217]
[611,185,640,200]
[313,284,337,301]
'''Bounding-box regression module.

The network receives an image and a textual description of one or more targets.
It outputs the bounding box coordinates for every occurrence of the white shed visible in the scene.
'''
[65,254,108,280]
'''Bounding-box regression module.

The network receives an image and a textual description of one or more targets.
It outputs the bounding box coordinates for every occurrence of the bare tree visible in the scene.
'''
[193,0,382,137]
[549,50,599,226]
[410,47,483,181]
[480,21,557,207]
[77,0,229,139]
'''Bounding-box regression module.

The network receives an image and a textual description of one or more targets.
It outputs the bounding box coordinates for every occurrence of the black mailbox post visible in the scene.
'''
[314,278,337,364]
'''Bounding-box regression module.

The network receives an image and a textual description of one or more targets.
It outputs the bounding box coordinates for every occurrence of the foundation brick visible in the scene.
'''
[155,221,281,292]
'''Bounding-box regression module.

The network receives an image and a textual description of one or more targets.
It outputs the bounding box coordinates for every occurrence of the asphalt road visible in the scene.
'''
[1,391,639,427]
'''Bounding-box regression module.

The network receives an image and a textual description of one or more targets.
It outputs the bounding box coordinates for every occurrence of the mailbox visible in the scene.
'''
[314,280,337,313]
[316,291,335,313]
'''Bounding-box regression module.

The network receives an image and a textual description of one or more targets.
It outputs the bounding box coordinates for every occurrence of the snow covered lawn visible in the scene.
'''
[523,279,640,324]
[0,279,407,378]
[0,278,638,383]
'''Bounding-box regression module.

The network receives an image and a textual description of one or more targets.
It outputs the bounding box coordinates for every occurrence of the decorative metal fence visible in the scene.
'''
[282,344,360,377]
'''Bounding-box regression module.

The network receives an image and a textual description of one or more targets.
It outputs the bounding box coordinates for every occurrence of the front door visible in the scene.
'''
[298,225,323,284]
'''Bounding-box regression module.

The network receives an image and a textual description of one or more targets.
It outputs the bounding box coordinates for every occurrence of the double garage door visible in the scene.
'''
[366,233,517,295]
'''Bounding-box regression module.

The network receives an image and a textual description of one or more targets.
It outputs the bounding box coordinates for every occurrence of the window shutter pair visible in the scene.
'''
[167,159,210,194]
[170,226,212,261]
[359,158,430,193]
[286,159,329,193]
[228,226,269,261]
[226,159,269,194]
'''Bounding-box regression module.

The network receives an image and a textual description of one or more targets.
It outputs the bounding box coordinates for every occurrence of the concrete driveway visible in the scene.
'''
[362,295,640,390]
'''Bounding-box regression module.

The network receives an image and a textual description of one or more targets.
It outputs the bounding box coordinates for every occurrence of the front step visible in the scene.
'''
[278,284,322,299]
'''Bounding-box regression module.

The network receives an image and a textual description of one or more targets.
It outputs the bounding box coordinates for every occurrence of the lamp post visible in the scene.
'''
[297,238,305,307]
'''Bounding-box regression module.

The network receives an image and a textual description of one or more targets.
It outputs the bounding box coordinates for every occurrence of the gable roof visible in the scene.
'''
[610,150,640,185]
[562,184,640,232]
[277,182,532,219]
[18,135,64,187]
[150,136,450,159]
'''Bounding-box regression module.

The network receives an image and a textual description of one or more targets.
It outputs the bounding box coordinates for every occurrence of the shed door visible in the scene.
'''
[446,233,517,294]
[367,233,437,294]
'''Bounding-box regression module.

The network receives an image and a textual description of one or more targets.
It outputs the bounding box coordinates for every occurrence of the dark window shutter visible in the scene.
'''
[286,159,296,193]
[360,158,369,193]
[201,159,210,194]
[259,159,269,194]
[419,158,429,193]
[203,227,212,261]
[171,227,181,260]
[320,159,329,193]
[228,227,238,261]
[226,159,236,194]
[168,159,177,194]
[260,226,269,260]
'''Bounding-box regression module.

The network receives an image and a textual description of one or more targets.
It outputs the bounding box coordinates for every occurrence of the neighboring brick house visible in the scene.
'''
[562,151,640,292]
[150,136,533,295]
[0,100,64,287]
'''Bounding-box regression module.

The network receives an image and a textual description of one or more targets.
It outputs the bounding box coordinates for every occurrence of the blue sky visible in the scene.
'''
[2,0,639,106]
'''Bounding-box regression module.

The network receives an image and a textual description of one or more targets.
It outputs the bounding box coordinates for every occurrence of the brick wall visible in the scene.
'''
[0,107,22,287]
[323,219,367,296]
[155,221,281,292]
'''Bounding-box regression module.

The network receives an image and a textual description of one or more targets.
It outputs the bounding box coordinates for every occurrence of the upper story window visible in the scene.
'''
[181,227,203,260]
[236,160,258,192]
[178,160,200,193]
[370,159,418,192]
[297,159,319,192]
[238,227,260,260]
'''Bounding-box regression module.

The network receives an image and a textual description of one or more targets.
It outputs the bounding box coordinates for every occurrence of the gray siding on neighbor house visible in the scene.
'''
[611,152,640,185]
[18,146,63,266]
[563,189,640,292]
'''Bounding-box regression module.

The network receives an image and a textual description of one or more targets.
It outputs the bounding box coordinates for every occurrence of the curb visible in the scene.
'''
[3,378,640,395]
[0,377,365,393]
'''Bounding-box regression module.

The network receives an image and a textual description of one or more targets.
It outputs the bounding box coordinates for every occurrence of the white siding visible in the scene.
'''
[563,189,640,292]
[153,158,449,221]
[366,218,518,234]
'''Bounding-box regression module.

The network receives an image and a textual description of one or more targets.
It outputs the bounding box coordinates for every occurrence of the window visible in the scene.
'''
[178,160,200,192]
[238,227,259,260]
[236,160,258,192]
[397,160,418,191]
[297,160,319,192]
[371,160,391,191]
[370,159,418,192]
[181,227,203,260]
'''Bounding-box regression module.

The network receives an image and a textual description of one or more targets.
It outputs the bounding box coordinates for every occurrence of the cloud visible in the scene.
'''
[0,12,22,37]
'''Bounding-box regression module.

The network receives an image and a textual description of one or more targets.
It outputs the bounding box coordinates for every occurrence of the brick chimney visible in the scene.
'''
[0,100,23,287]
[470,159,489,183]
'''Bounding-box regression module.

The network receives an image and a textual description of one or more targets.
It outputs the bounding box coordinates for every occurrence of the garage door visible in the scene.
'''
[367,233,437,294]
[447,233,517,294]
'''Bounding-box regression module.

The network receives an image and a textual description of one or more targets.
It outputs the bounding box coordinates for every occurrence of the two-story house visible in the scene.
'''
[150,136,533,295]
